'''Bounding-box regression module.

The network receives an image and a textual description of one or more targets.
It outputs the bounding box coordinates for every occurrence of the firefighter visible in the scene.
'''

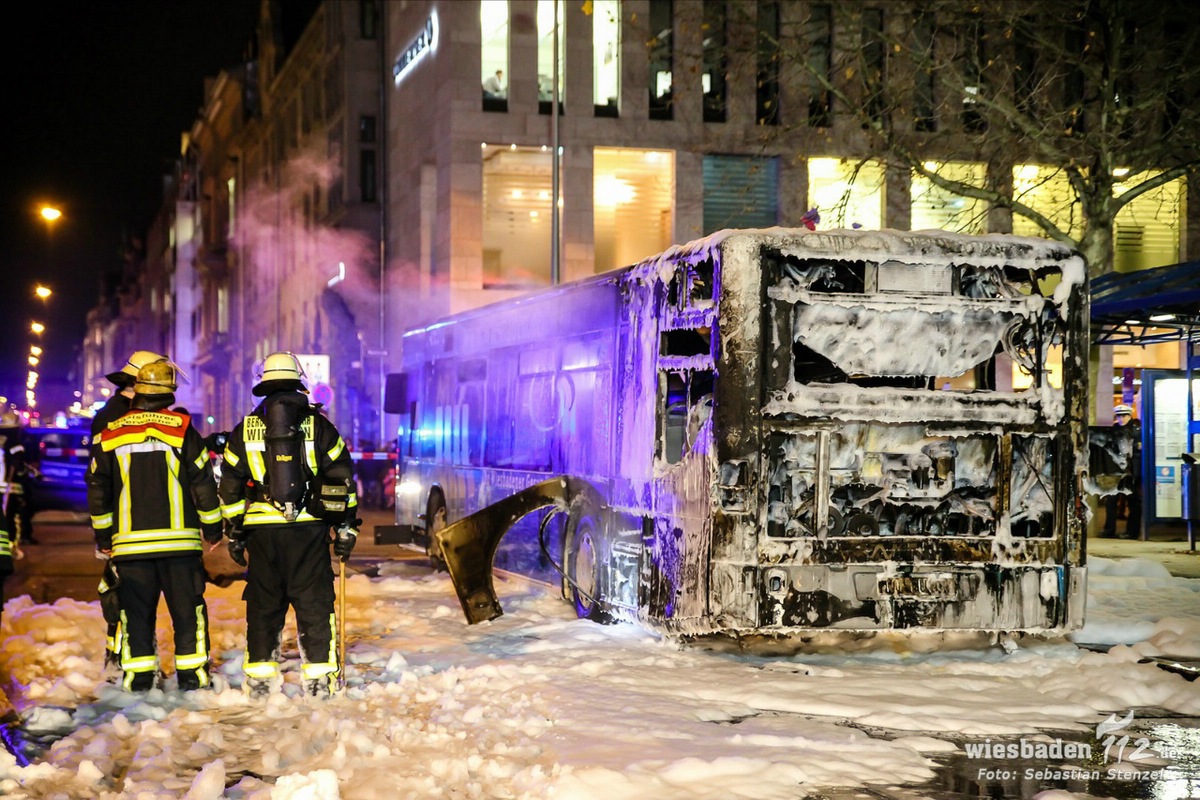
[87,360,223,693]
[218,352,359,698]
[91,350,169,680]
[0,411,36,546]
[0,419,15,618]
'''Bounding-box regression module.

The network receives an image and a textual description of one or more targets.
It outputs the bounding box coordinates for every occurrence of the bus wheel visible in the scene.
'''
[425,490,449,572]
[566,511,612,624]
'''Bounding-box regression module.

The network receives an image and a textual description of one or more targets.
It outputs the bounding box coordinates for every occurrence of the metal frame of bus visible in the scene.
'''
[379,228,1090,639]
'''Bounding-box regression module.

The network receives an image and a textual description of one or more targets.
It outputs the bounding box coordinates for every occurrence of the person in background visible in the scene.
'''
[87,360,222,693]
[218,352,359,699]
[482,69,505,98]
[1102,404,1143,540]
[90,349,169,680]
[0,449,14,620]
[0,410,34,546]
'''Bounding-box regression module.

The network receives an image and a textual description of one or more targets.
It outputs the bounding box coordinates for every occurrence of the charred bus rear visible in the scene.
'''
[381,228,1089,637]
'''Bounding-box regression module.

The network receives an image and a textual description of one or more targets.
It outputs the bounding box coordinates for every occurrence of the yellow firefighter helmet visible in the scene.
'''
[106,350,168,386]
[133,360,178,395]
[253,352,309,396]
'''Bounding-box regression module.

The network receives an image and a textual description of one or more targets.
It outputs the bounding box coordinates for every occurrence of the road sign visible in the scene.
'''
[312,382,334,406]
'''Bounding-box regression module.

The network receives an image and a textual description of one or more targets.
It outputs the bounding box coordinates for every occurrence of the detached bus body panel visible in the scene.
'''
[390,228,1090,639]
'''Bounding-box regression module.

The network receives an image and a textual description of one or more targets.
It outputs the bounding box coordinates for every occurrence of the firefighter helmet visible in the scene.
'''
[106,350,168,386]
[253,352,309,396]
[133,360,178,395]
[1114,404,1134,417]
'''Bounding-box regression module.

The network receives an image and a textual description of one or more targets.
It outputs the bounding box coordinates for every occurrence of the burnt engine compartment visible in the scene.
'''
[766,425,1055,539]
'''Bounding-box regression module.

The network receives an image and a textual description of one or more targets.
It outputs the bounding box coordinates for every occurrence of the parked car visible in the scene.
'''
[22,426,91,517]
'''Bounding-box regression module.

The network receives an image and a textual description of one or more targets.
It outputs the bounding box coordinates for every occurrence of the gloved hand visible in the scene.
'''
[333,524,358,562]
[202,521,223,545]
[227,534,248,567]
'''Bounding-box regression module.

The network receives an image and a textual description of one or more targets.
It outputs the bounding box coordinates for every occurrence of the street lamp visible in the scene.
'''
[39,205,62,224]
[35,285,52,300]
[31,322,45,335]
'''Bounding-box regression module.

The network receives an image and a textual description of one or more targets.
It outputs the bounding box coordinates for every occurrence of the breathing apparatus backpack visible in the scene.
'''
[261,394,309,522]
[252,394,351,524]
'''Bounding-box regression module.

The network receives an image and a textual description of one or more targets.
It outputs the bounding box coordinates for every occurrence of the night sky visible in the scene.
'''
[0,2,261,418]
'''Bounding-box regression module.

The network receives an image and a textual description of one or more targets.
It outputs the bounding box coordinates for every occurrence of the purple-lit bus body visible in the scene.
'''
[389,228,1091,639]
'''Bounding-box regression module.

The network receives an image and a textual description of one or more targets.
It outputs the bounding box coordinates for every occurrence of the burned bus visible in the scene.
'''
[379,228,1090,638]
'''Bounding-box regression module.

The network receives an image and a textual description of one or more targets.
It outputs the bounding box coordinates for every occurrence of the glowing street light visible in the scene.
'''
[35,285,52,300]
[30,345,42,356]
[28,356,39,366]
[39,206,62,224]
[31,321,45,335]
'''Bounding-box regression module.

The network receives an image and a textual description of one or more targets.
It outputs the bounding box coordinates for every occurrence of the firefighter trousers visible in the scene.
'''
[242,522,337,675]
[115,556,210,680]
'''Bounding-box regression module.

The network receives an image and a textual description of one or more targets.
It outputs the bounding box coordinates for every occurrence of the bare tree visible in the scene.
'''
[745,0,1200,277]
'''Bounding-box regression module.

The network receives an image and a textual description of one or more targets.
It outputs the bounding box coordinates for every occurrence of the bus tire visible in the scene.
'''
[425,489,449,572]
[566,509,612,624]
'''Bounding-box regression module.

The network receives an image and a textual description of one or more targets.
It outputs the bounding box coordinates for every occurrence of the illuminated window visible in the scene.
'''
[482,145,553,288]
[538,0,565,109]
[1012,165,1081,241]
[910,161,986,233]
[1113,171,1182,272]
[807,158,884,230]
[593,0,620,116]
[594,147,675,273]
[481,1,509,110]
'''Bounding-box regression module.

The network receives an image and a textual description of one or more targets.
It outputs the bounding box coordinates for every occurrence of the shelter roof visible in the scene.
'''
[1090,260,1200,345]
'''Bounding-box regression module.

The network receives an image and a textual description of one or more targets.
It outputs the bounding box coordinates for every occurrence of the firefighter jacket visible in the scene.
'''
[1,430,29,499]
[218,392,358,528]
[87,399,222,559]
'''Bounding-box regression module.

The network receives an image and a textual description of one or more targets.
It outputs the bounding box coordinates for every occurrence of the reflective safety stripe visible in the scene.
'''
[301,612,340,680]
[111,529,203,558]
[244,661,281,680]
[91,512,114,529]
[175,604,209,670]
[243,502,322,525]
[223,448,241,467]
[221,500,246,519]
[117,452,133,533]
[0,539,11,558]
[198,506,222,525]
[122,654,157,673]
[301,661,339,680]
[193,450,210,470]
[326,436,345,463]
[166,448,184,531]
[111,614,126,656]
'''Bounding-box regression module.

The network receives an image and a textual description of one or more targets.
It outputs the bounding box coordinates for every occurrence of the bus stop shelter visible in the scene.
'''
[1091,260,1200,549]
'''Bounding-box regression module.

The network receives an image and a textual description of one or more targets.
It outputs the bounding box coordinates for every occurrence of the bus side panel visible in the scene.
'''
[709,236,766,630]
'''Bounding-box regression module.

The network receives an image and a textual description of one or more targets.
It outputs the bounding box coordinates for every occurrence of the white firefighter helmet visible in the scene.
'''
[133,360,178,395]
[106,350,168,386]
[253,352,309,396]
[1114,404,1134,417]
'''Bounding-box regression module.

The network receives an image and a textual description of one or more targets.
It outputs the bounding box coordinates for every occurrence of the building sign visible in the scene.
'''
[394,13,437,87]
